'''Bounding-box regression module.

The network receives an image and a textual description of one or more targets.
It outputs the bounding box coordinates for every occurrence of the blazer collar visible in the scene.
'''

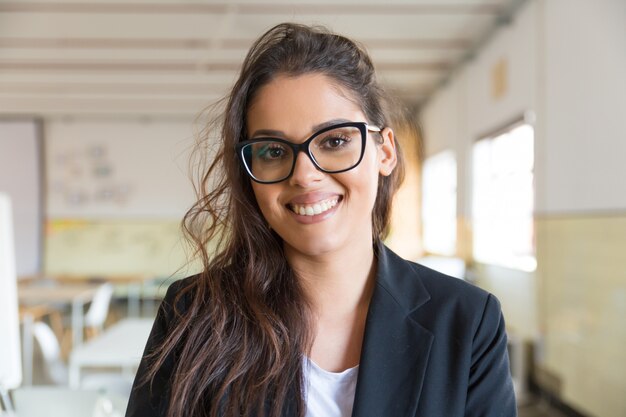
[351,242,434,417]
[373,242,431,313]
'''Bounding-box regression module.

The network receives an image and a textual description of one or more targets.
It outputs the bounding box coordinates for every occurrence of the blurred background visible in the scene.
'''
[0,0,624,416]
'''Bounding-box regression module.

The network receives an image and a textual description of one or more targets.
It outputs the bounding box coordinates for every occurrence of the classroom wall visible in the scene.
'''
[44,119,197,219]
[421,0,539,340]
[43,118,200,277]
[0,119,43,277]
[542,0,626,214]
[536,1,626,416]
[420,1,626,416]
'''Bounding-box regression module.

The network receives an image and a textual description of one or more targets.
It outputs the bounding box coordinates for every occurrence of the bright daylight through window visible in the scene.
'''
[472,123,536,271]
[422,150,457,256]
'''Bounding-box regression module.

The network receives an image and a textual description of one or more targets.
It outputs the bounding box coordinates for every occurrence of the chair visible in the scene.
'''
[32,321,134,399]
[84,283,115,338]
[59,282,115,358]
[32,321,68,385]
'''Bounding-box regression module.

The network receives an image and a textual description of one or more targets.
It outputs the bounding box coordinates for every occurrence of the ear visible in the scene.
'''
[378,127,397,176]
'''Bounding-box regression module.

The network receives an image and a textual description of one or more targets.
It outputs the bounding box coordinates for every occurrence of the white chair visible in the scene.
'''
[60,282,115,352]
[84,283,115,336]
[32,321,134,399]
[32,322,68,385]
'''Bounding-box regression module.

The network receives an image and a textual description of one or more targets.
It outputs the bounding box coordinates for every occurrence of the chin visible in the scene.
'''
[282,233,341,258]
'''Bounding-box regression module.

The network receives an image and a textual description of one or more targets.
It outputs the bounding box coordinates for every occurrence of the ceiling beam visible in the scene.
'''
[0,2,503,15]
[0,82,229,95]
[0,37,471,50]
[417,0,529,109]
[0,81,428,97]
[0,60,451,72]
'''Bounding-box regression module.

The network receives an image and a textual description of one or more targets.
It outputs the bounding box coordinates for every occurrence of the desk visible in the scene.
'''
[19,283,99,347]
[53,274,158,317]
[69,318,154,389]
[18,283,99,386]
[10,387,104,417]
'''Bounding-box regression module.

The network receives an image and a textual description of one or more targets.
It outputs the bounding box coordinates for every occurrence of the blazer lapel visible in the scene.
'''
[351,244,434,417]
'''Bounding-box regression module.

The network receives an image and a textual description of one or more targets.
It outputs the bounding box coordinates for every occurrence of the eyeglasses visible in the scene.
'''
[236,121,381,184]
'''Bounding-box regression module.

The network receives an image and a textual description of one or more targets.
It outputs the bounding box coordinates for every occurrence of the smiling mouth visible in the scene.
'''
[288,196,341,216]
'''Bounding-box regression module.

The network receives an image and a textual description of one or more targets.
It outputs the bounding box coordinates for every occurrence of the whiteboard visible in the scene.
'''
[0,193,22,389]
[45,119,195,219]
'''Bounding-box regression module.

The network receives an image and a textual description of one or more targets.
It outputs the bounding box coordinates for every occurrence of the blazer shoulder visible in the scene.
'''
[376,244,496,318]
[157,274,202,327]
[405,260,500,327]
[163,273,201,296]
[387,256,507,355]
[410,261,490,303]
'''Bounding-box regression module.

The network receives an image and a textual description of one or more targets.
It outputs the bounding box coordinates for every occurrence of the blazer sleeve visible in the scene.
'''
[125,281,183,417]
[465,293,517,417]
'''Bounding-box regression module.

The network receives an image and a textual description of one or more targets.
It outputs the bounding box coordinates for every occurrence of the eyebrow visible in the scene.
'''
[249,118,352,139]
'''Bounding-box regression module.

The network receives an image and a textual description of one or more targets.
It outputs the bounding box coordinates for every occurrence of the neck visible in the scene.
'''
[285,240,377,318]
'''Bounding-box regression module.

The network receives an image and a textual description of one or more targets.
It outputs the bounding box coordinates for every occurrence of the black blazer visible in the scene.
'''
[126,244,517,417]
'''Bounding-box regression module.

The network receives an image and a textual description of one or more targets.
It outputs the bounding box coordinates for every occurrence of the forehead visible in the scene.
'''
[246,73,365,139]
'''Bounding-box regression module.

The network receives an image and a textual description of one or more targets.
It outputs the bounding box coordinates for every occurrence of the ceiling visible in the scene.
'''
[0,0,523,119]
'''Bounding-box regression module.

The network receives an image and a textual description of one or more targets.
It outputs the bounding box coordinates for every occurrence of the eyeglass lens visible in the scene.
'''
[241,125,364,182]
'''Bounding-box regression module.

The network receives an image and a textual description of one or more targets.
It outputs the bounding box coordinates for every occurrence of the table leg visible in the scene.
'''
[71,298,84,348]
[68,361,80,389]
[127,283,141,318]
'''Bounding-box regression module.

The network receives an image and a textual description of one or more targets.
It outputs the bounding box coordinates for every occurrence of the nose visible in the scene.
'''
[289,150,324,187]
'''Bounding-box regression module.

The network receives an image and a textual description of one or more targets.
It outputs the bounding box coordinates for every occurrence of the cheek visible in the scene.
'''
[342,164,380,209]
[251,184,281,219]
[360,149,382,196]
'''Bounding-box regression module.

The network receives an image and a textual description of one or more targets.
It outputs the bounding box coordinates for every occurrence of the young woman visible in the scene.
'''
[126,23,516,417]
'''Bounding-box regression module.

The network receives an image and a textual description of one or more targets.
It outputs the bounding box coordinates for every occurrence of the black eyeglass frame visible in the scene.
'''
[235,121,382,184]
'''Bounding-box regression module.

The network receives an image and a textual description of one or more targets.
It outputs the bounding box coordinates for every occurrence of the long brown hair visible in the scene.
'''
[144,23,405,417]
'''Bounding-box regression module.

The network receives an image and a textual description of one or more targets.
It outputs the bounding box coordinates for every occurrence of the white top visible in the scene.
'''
[304,357,359,417]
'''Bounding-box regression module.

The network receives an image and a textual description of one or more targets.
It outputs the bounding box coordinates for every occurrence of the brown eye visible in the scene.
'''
[319,135,351,150]
[256,143,288,161]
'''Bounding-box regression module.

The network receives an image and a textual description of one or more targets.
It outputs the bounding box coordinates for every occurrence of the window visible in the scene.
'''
[472,122,535,271]
[422,150,457,256]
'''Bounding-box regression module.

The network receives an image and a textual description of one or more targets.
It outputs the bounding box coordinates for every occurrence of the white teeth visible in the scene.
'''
[290,197,340,217]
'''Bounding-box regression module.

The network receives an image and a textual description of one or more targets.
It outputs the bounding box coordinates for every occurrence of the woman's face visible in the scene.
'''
[246,73,396,258]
